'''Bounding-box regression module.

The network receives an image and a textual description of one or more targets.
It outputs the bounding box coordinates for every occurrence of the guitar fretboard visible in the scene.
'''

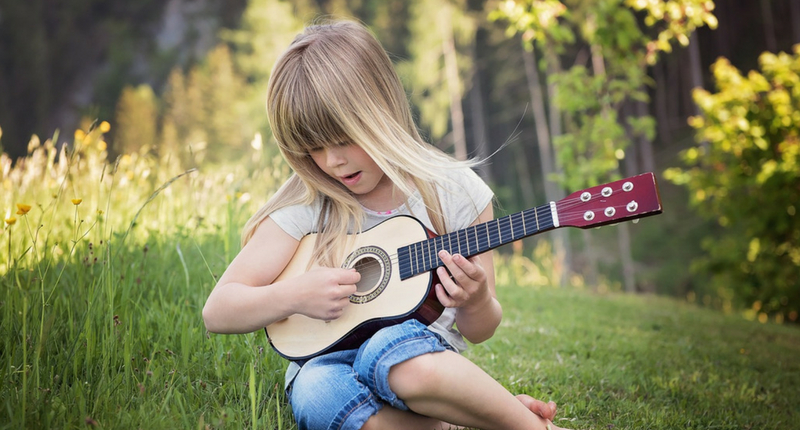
[397,203,556,280]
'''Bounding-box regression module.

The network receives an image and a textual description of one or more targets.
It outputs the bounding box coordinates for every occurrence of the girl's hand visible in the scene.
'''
[434,250,491,311]
[293,267,361,321]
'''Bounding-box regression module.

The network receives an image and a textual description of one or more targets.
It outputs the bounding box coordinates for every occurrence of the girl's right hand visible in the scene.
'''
[293,267,361,321]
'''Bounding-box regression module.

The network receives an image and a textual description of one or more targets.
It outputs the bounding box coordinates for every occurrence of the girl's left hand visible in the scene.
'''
[434,250,491,311]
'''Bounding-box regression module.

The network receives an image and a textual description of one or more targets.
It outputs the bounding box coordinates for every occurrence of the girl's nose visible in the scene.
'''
[325,147,347,167]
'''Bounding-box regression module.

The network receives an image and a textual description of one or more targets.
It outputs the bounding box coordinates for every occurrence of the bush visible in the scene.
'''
[664,46,800,323]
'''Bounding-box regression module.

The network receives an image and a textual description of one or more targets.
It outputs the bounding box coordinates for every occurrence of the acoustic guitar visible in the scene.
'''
[265,172,663,360]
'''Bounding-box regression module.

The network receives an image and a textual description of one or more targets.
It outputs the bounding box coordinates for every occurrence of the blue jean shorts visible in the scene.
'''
[286,319,453,430]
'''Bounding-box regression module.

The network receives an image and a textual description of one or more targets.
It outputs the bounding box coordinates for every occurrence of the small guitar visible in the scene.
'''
[266,172,663,360]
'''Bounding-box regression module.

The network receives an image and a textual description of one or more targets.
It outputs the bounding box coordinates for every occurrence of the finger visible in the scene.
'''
[434,283,457,308]
[450,253,485,283]
[438,250,467,282]
[436,267,465,300]
[338,268,361,284]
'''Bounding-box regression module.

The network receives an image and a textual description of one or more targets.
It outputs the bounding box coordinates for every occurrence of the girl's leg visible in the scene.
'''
[290,350,382,430]
[360,394,559,430]
[387,350,570,430]
[361,407,455,430]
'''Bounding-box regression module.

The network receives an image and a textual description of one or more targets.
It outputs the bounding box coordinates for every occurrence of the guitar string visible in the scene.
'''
[343,187,639,274]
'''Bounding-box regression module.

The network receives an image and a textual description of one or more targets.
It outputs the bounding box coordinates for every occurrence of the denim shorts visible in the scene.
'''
[286,319,454,430]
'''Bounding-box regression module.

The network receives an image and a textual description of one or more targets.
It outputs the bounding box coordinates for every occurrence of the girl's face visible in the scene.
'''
[309,143,394,207]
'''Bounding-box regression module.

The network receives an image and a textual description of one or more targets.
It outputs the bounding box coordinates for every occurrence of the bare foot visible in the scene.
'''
[435,395,565,430]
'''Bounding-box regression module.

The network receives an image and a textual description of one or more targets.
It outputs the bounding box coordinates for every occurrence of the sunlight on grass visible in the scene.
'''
[1,127,293,428]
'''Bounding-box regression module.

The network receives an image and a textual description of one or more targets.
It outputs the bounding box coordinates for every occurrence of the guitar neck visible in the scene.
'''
[397,203,557,280]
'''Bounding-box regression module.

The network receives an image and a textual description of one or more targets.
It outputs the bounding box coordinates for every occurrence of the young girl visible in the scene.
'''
[203,20,572,430]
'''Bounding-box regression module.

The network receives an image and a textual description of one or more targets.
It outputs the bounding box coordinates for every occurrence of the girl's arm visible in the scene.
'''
[435,204,502,344]
[202,217,360,334]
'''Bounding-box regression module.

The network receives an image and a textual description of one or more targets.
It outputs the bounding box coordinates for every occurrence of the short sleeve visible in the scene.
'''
[438,167,494,232]
[268,199,322,240]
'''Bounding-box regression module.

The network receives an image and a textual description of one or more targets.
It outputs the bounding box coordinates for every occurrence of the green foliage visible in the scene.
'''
[400,0,475,144]
[664,46,800,322]
[114,84,158,156]
[220,0,305,142]
[490,0,717,191]
[625,0,718,63]
[160,44,252,166]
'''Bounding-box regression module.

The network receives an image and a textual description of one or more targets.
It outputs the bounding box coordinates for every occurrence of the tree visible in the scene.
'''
[401,0,476,158]
[664,47,800,323]
[220,0,305,143]
[490,0,717,291]
[114,84,158,156]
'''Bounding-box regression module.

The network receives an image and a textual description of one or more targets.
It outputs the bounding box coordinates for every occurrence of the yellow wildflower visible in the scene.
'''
[99,121,111,133]
[16,204,32,215]
[5,216,16,226]
[74,129,86,141]
[71,199,82,206]
[98,140,107,151]
[97,209,104,215]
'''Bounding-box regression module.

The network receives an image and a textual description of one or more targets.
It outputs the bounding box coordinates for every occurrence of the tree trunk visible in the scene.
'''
[469,37,492,183]
[637,100,656,174]
[653,60,673,147]
[617,221,637,292]
[688,31,707,148]
[792,0,800,44]
[591,43,636,293]
[522,43,570,286]
[441,6,467,160]
[760,0,777,53]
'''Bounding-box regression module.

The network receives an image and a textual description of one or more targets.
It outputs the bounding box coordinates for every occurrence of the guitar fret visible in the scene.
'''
[427,239,433,271]
[496,219,502,243]
[466,227,472,255]
[415,242,421,274]
[447,233,453,255]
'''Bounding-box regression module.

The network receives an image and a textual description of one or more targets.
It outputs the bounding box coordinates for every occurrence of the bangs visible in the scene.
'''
[270,55,352,156]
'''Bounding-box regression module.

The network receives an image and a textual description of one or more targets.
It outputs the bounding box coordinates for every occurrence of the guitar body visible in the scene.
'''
[266,215,444,361]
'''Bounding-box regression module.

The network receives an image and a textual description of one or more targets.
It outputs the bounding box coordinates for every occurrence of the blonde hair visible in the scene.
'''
[243,19,477,267]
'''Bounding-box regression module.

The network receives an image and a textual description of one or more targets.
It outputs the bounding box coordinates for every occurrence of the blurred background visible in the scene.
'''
[1,0,798,322]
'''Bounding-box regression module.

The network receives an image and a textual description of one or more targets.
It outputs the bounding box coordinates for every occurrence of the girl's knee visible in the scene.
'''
[387,351,446,399]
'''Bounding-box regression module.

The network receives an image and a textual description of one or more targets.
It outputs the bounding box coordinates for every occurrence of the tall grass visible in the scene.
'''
[1,127,294,428]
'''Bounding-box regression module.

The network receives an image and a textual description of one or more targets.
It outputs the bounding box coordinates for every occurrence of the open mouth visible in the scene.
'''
[340,171,362,185]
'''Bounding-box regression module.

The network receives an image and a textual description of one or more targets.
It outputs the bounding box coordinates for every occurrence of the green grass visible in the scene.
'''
[469,285,800,429]
[2,132,799,429]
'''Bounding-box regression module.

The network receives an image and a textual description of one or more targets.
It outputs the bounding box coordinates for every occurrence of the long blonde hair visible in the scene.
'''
[243,19,477,267]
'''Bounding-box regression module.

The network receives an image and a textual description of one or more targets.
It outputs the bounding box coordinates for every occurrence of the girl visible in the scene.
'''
[203,20,572,430]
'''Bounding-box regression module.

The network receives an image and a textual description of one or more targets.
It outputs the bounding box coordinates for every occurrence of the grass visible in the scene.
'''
[2,130,799,429]
[471,285,800,429]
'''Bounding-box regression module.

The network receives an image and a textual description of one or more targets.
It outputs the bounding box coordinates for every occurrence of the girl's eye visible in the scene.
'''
[307,147,323,154]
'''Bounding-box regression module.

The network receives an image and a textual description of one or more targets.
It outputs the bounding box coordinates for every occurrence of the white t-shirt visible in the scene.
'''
[270,166,493,376]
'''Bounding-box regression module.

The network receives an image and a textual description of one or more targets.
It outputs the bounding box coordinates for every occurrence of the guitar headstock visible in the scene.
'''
[555,173,663,228]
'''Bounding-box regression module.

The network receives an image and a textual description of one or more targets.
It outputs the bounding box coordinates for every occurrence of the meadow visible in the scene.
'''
[2,129,799,429]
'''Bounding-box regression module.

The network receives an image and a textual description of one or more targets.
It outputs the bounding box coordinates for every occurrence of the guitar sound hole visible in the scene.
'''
[354,256,383,293]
